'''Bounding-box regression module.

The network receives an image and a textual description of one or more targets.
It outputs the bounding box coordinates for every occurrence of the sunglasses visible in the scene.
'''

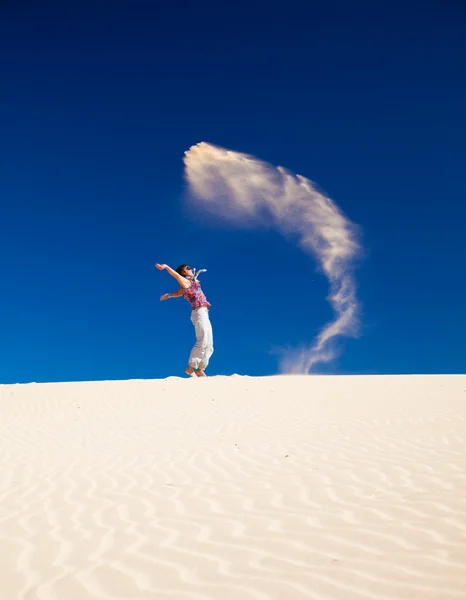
[184,266,192,272]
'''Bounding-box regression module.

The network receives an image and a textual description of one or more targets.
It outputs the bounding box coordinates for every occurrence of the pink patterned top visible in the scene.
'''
[181,278,211,310]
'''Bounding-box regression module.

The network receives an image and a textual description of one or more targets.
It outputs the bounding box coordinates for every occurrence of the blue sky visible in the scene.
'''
[1,0,465,383]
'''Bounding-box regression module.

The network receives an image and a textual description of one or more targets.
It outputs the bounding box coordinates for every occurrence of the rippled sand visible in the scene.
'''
[1,375,466,599]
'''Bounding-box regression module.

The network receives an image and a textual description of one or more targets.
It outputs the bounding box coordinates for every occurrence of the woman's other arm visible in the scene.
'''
[160,289,183,301]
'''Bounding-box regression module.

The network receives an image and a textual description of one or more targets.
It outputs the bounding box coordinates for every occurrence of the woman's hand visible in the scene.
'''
[160,293,170,301]
[155,263,167,271]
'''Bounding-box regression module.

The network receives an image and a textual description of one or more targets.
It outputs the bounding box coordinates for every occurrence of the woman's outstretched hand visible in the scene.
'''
[155,263,167,271]
[160,293,170,301]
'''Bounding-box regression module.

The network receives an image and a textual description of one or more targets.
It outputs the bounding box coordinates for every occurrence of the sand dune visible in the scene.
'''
[1,374,466,599]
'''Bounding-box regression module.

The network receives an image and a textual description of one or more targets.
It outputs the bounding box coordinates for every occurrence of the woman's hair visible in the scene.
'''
[175,264,189,276]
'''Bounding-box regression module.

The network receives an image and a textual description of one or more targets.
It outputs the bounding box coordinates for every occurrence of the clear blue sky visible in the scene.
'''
[1,0,465,383]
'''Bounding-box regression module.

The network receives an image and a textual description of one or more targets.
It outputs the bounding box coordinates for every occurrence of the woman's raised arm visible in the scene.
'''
[155,264,191,289]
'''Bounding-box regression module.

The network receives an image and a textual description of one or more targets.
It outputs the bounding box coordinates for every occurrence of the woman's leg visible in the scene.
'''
[197,311,214,373]
[188,308,212,373]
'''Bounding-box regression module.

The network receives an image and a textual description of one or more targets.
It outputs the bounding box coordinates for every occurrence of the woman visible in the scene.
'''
[155,263,213,377]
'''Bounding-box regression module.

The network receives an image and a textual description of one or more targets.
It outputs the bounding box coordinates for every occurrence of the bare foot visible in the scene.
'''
[195,369,207,377]
[185,367,197,378]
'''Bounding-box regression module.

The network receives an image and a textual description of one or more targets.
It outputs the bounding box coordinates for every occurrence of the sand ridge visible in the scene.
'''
[1,375,466,599]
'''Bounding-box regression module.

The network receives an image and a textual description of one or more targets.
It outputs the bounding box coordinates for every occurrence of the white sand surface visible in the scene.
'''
[1,374,466,600]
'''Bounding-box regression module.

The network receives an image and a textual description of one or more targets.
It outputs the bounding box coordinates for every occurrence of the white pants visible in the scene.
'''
[188,307,214,370]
